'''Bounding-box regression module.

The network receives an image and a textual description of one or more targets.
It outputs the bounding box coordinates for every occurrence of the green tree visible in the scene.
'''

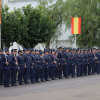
[38,0,64,48]
[1,5,28,48]
[63,0,100,48]
[1,4,56,48]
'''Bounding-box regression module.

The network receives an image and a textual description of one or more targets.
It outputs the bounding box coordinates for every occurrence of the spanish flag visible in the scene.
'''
[71,17,81,34]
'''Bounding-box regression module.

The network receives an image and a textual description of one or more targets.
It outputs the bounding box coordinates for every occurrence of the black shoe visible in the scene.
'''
[4,85,11,87]
[41,80,45,82]
[19,83,22,85]
[12,84,18,86]
[59,77,62,79]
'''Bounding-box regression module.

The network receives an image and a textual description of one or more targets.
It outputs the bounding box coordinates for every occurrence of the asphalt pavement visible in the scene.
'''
[0,74,100,100]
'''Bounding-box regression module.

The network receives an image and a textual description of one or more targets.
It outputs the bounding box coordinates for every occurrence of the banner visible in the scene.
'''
[71,17,81,34]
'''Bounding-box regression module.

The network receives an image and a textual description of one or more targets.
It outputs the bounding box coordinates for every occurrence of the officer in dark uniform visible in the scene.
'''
[40,52,45,82]
[95,49,100,74]
[70,49,76,78]
[80,50,84,76]
[17,50,25,85]
[44,50,49,81]
[55,51,59,78]
[49,49,56,80]
[4,48,11,87]
[63,48,70,78]
[87,49,92,75]
[30,49,36,83]
[0,49,4,85]
[57,47,63,79]
[92,48,96,75]
[76,49,81,77]
[10,49,18,86]
[83,49,88,76]
[35,50,42,82]
[23,49,31,84]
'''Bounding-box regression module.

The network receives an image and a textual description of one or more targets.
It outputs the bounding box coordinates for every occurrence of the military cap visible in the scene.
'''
[13,49,17,52]
[30,48,34,52]
[23,48,28,52]
[18,50,23,53]
[5,48,9,52]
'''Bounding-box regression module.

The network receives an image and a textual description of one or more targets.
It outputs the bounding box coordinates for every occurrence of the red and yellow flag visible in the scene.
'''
[0,0,1,24]
[71,17,81,34]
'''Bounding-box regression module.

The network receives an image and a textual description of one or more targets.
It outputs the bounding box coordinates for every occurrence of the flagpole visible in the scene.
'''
[75,34,76,48]
[75,15,77,49]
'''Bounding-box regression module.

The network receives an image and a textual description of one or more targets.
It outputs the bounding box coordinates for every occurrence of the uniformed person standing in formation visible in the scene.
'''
[0,47,100,87]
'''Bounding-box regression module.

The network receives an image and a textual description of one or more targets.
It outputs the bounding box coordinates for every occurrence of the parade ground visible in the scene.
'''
[0,74,100,100]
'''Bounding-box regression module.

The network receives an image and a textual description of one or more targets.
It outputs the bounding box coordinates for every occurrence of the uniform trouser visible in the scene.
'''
[50,65,55,80]
[63,64,69,78]
[70,64,75,77]
[80,64,84,76]
[4,69,10,86]
[36,67,42,81]
[91,62,95,74]
[18,68,24,84]
[58,64,63,78]
[11,67,17,85]
[77,64,81,77]
[0,68,3,84]
[45,67,49,80]
[55,66,58,78]
[96,63,100,74]
[41,67,45,81]
[24,67,30,84]
[84,63,88,76]
[88,63,92,75]
[30,67,36,83]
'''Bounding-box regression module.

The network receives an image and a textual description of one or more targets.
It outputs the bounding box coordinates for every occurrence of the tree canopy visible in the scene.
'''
[63,0,100,48]
[1,0,100,48]
[1,5,56,48]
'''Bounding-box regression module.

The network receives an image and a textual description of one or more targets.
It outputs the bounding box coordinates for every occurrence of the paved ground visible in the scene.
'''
[0,74,100,100]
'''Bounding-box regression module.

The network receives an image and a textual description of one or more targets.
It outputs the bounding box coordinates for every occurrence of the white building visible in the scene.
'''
[2,0,75,50]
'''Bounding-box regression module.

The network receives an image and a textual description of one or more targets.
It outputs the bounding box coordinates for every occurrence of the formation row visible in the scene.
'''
[0,47,100,87]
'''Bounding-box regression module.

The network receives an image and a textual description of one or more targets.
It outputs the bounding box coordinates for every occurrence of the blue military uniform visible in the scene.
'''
[35,51,42,82]
[10,49,18,86]
[80,50,84,76]
[57,48,63,79]
[40,53,45,81]
[17,50,25,85]
[63,49,70,78]
[4,49,11,87]
[95,50,100,74]
[70,49,76,78]
[49,51,56,80]
[0,49,4,85]
[23,49,31,84]
[83,50,88,76]
[88,49,92,75]
[76,50,81,77]
[91,52,96,75]
[44,50,50,81]
[30,49,36,83]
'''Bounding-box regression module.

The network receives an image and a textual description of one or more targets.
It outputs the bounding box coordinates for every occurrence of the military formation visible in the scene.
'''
[0,47,100,87]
